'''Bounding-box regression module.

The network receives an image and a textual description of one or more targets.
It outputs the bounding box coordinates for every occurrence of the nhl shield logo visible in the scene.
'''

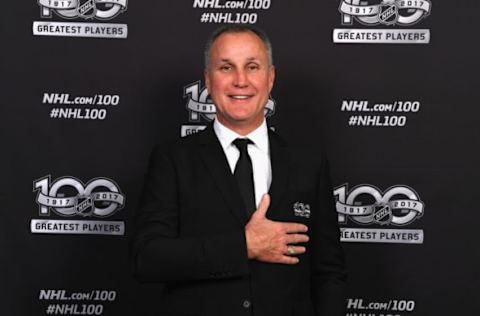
[75,194,94,217]
[373,204,393,225]
[378,2,399,25]
[77,0,97,19]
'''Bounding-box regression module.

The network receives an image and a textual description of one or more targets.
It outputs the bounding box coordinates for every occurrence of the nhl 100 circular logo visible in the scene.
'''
[37,0,128,20]
[33,176,125,217]
[339,0,431,26]
[334,184,425,226]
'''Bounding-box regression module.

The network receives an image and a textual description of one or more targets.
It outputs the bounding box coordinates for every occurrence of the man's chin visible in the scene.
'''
[229,115,264,128]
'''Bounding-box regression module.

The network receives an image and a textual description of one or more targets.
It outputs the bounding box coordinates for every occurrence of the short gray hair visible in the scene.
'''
[204,25,273,69]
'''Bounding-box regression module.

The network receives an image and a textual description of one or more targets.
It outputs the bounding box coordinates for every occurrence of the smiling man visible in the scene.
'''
[204,29,274,135]
[133,25,347,316]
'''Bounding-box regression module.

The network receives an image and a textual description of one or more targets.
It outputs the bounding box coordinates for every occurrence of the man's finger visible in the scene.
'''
[278,255,300,265]
[252,193,270,218]
[282,222,308,234]
[285,246,306,256]
[285,234,309,244]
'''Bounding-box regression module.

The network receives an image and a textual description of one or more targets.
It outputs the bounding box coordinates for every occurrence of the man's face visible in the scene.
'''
[205,31,275,134]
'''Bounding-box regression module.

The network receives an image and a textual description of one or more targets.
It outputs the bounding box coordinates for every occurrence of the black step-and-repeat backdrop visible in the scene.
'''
[2,1,479,315]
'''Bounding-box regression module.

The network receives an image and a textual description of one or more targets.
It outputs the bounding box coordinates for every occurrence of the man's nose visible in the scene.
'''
[233,70,248,88]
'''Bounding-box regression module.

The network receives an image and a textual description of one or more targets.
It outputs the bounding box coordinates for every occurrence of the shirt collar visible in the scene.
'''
[213,118,269,154]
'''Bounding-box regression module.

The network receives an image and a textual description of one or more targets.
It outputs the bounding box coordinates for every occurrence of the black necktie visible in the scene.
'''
[232,138,256,217]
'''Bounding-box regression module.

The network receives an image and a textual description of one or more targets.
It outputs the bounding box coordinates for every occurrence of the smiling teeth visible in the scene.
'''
[231,95,249,99]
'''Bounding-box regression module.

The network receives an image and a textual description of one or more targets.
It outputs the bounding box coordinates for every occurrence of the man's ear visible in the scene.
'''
[268,65,275,92]
[204,69,210,92]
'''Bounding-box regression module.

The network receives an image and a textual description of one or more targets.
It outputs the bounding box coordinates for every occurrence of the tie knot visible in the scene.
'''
[232,138,252,153]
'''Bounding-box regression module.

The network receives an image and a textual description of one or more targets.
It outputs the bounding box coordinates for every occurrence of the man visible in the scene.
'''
[133,25,347,316]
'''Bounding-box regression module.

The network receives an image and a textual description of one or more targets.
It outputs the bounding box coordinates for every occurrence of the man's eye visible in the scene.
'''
[248,64,259,71]
[220,65,232,71]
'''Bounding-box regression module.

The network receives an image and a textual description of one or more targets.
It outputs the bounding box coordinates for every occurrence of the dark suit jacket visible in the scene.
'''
[132,125,347,316]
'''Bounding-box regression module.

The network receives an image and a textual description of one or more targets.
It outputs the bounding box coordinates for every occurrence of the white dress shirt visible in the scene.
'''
[213,119,272,208]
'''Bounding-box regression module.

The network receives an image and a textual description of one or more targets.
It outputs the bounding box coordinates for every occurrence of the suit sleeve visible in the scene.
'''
[131,145,250,283]
[311,154,348,316]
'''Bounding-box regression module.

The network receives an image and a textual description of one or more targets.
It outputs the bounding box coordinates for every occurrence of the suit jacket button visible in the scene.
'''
[242,300,251,308]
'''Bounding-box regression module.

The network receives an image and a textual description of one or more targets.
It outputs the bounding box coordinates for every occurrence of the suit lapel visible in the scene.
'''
[198,126,248,225]
[268,129,291,217]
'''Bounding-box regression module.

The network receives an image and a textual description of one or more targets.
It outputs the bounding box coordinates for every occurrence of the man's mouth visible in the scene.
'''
[229,95,253,100]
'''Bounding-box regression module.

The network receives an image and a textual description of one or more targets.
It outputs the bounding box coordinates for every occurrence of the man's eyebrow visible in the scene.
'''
[218,57,259,63]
